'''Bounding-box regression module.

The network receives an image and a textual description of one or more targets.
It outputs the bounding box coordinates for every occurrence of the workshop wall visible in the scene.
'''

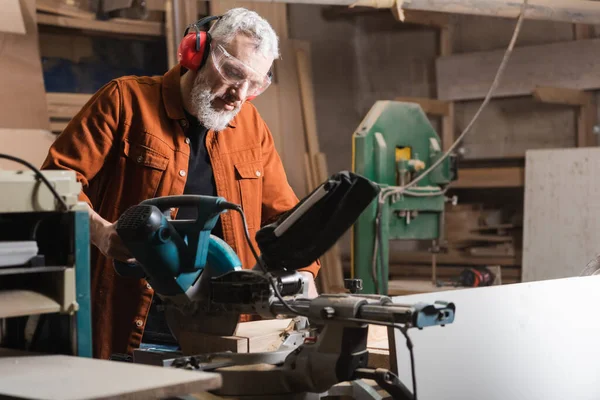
[452,15,582,160]
[288,5,600,263]
[289,5,438,258]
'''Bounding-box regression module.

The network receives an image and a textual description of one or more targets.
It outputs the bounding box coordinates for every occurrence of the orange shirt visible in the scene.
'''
[41,64,320,359]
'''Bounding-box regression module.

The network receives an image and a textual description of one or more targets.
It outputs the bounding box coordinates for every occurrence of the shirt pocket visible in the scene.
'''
[115,138,170,210]
[234,161,263,230]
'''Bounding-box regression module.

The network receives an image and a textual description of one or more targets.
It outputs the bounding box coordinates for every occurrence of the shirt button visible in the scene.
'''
[179,170,186,177]
[136,156,143,163]
[135,319,143,327]
[185,137,190,145]
[255,170,261,177]
[180,119,188,128]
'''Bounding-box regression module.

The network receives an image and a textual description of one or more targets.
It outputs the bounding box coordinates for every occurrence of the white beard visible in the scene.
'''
[190,73,241,131]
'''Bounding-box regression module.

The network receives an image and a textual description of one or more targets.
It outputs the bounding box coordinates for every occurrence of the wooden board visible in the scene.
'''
[391,275,600,399]
[436,38,600,101]
[454,97,575,159]
[451,167,524,188]
[0,353,221,399]
[209,1,288,38]
[0,0,50,130]
[277,39,309,198]
[522,148,600,282]
[0,129,56,170]
[178,319,294,355]
[36,0,95,19]
[46,92,91,120]
[0,0,26,34]
[36,12,164,36]
[0,290,60,318]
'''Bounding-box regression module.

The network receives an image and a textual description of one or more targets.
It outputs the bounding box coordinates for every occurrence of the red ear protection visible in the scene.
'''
[177,15,221,71]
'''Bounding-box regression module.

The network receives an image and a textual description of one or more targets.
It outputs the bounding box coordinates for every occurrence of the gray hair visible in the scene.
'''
[209,8,279,60]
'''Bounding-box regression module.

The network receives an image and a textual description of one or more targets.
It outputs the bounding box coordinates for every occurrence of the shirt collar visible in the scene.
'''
[161,64,237,129]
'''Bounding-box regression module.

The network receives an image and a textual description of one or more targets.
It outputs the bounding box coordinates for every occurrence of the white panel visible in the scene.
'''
[392,276,600,400]
[523,148,600,282]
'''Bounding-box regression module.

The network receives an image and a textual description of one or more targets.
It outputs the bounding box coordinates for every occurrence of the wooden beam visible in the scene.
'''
[395,97,450,116]
[451,167,524,188]
[532,86,589,106]
[245,0,600,25]
[439,24,454,151]
[436,38,600,101]
[36,13,164,36]
[393,9,449,28]
[578,94,597,147]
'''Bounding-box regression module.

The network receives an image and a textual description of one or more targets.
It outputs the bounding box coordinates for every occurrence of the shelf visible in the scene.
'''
[46,92,91,120]
[36,12,164,37]
[0,290,61,318]
[452,167,525,189]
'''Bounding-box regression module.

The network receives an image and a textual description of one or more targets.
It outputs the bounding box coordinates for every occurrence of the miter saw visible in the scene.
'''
[115,171,456,399]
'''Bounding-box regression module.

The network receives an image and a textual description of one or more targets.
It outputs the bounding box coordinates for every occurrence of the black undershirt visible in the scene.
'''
[141,111,224,346]
[175,110,223,239]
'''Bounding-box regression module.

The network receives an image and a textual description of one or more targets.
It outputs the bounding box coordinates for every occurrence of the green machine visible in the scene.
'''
[351,101,457,294]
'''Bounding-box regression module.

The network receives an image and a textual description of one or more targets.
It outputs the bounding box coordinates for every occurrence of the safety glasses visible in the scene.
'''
[210,42,272,98]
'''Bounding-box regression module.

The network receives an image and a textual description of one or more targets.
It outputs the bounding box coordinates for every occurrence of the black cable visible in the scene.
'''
[0,153,69,211]
[339,316,418,399]
[230,205,309,317]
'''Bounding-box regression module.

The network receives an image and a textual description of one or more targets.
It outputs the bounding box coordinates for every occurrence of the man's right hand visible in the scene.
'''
[87,205,135,263]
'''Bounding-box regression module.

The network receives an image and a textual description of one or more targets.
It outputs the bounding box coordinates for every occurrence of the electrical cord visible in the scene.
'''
[230,205,309,317]
[340,316,418,399]
[370,0,530,292]
[0,153,69,212]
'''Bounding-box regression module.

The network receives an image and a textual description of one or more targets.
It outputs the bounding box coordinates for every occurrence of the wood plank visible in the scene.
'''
[578,93,597,147]
[278,39,309,198]
[209,1,288,38]
[36,12,164,36]
[390,265,521,280]
[523,148,600,282]
[0,129,56,170]
[395,97,450,116]
[178,319,294,356]
[36,0,95,19]
[436,38,600,101]
[0,353,221,399]
[0,290,60,318]
[248,0,600,25]
[296,43,321,156]
[388,279,456,296]
[0,0,50,130]
[439,24,454,151]
[532,86,589,106]
[385,251,521,266]
[0,0,26,34]
[451,167,524,188]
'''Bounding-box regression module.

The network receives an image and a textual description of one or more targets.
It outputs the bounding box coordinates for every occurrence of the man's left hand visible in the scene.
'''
[299,271,319,299]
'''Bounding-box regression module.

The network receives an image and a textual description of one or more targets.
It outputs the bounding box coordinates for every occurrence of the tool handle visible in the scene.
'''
[141,195,227,211]
[113,260,146,279]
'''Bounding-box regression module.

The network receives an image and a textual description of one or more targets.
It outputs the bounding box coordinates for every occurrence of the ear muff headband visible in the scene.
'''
[178,15,222,71]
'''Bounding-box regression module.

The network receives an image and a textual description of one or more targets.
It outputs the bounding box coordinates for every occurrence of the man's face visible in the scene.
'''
[190,34,273,131]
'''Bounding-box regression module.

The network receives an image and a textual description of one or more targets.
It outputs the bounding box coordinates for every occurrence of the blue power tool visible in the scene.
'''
[114,195,243,296]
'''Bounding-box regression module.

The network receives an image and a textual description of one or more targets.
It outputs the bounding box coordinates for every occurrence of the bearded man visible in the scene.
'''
[41,7,320,360]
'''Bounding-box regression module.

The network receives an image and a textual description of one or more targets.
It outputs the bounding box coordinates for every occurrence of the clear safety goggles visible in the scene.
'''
[210,42,272,97]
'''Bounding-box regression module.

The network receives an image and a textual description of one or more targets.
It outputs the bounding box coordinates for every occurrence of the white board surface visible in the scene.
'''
[523,148,600,282]
[391,276,600,400]
[0,353,221,399]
